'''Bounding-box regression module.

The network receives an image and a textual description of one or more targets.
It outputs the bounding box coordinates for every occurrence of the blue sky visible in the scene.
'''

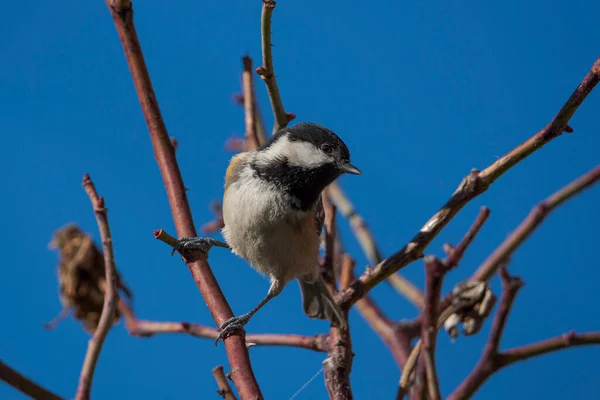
[1,1,599,399]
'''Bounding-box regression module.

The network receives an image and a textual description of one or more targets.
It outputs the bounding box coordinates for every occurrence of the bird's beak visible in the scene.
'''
[340,162,362,175]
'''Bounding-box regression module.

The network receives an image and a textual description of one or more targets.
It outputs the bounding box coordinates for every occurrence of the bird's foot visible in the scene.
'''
[215,313,252,346]
[170,237,229,256]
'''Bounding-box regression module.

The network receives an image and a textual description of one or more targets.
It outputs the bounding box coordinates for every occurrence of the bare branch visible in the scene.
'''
[103,2,262,397]
[417,256,444,400]
[257,0,291,133]
[119,299,331,352]
[446,207,491,269]
[322,195,338,289]
[75,174,119,400]
[44,307,71,330]
[323,326,353,400]
[447,268,523,400]
[498,331,600,367]
[242,56,261,149]
[0,359,64,400]
[213,365,238,400]
[339,57,600,309]
[473,165,600,281]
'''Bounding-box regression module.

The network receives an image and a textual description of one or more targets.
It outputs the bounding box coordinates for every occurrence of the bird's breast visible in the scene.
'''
[221,177,320,282]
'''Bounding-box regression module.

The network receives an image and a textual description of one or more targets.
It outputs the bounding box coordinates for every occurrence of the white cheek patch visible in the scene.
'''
[260,135,331,168]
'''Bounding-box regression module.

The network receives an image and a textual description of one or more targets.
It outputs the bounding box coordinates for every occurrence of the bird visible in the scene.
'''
[172,122,361,343]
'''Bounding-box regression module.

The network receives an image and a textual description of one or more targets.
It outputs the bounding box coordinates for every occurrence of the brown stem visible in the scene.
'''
[119,298,331,352]
[322,195,337,289]
[242,56,261,149]
[473,165,600,281]
[338,57,600,309]
[497,331,600,367]
[213,365,238,400]
[446,207,491,269]
[0,359,64,400]
[417,256,444,400]
[103,2,262,398]
[257,0,290,133]
[447,268,523,400]
[75,174,119,400]
[323,326,354,400]
[323,258,355,399]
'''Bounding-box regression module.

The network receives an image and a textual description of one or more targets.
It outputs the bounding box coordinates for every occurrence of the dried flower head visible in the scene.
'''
[49,223,132,333]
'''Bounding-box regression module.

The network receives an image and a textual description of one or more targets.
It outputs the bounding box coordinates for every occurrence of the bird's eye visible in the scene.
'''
[321,144,333,154]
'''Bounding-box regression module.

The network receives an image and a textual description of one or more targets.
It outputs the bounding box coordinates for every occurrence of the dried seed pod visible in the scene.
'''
[49,223,132,333]
[444,281,497,340]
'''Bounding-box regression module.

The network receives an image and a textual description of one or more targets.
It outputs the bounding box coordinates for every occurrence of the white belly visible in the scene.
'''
[221,178,320,283]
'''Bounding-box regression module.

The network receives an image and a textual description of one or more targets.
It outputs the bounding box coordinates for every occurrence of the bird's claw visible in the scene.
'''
[170,237,229,256]
[214,314,251,346]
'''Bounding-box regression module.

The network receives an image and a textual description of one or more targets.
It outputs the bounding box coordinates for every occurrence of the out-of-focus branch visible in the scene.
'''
[102,2,262,398]
[118,299,331,352]
[446,207,491,269]
[242,56,261,149]
[447,268,523,400]
[497,331,600,367]
[324,262,354,400]
[342,257,413,369]
[415,257,444,400]
[0,359,65,400]
[326,183,424,309]
[473,165,600,281]
[212,365,238,400]
[339,57,600,309]
[75,174,119,400]
[322,195,337,289]
[399,208,493,396]
[257,0,292,133]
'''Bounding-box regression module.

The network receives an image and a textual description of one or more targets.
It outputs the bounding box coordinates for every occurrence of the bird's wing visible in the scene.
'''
[313,194,326,236]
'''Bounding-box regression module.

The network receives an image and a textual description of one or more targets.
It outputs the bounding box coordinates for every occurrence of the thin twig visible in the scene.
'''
[0,359,65,400]
[242,56,261,149]
[446,207,491,269]
[103,2,262,398]
[497,331,600,367]
[322,195,337,289]
[326,183,424,309]
[417,256,444,400]
[338,57,600,309]
[257,0,290,133]
[75,174,119,400]
[44,307,71,330]
[213,365,238,400]
[323,327,354,400]
[447,268,523,400]
[473,165,600,281]
[119,298,331,352]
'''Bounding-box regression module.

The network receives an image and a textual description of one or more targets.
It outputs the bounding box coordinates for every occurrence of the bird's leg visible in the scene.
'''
[170,237,230,256]
[215,279,284,345]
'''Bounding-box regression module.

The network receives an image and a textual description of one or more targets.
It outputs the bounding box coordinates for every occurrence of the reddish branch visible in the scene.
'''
[414,257,445,400]
[257,0,293,133]
[0,359,64,400]
[446,207,491,269]
[118,299,331,352]
[473,165,600,281]
[447,268,524,400]
[102,2,262,398]
[242,56,260,150]
[212,365,237,400]
[324,258,356,400]
[338,57,600,309]
[75,175,119,400]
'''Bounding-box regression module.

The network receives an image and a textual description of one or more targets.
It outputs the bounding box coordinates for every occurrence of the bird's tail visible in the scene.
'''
[298,277,347,330]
